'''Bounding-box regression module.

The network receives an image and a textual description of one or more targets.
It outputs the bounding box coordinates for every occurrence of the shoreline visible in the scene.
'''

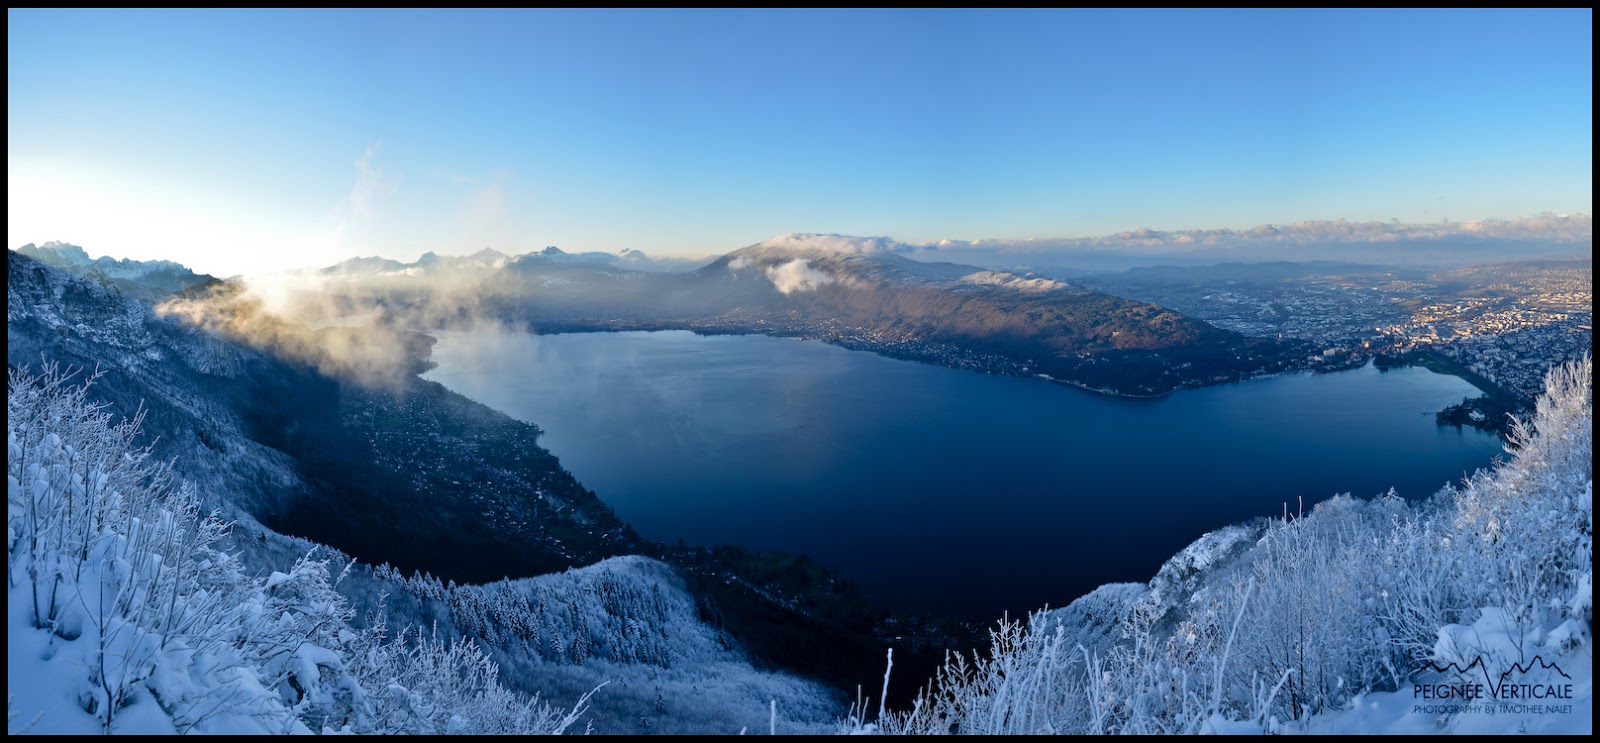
[1035,373,1171,399]
[416,321,1301,401]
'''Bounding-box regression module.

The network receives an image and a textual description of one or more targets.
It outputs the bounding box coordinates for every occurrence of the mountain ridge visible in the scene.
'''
[16,240,216,300]
[277,233,1313,397]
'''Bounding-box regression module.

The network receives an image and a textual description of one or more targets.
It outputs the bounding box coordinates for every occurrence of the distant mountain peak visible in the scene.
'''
[366,248,511,273]
[320,255,407,276]
[12,242,212,300]
[311,244,706,276]
[18,241,93,267]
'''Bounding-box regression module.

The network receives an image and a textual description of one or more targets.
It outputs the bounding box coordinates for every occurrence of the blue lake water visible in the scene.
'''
[424,329,1505,620]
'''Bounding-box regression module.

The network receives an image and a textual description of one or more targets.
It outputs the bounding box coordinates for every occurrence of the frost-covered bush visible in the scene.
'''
[7,363,593,734]
[866,614,1090,735]
[445,560,689,668]
[1445,356,1592,637]
[8,363,266,733]
[350,616,599,735]
[1216,493,1412,721]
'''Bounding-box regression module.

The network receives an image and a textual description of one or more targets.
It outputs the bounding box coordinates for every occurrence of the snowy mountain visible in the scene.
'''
[15,241,215,301]
[315,245,706,280]
[318,255,409,276]
[667,234,1304,395]
[283,233,1308,397]
[614,247,712,273]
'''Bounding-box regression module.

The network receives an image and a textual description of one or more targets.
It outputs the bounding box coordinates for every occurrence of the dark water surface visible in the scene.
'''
[424,329,1504,620]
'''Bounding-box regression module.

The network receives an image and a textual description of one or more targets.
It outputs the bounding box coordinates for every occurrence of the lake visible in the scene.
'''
[424,329,1504,620]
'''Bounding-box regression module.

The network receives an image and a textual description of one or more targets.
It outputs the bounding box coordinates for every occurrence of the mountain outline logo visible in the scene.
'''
[1417,654,1573,701]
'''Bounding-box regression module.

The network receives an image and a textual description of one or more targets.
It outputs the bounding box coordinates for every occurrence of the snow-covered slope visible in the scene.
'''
[6,365,595,734]
[9,250,315,522]
[437,558,842,734]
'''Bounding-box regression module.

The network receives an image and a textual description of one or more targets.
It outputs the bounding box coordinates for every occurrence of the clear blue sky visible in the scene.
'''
[7,8,1592,275]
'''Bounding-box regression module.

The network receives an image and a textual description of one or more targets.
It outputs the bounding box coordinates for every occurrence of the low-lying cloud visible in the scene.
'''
[764,258,836,294]
[156,283,434,390]
[758,233,908,256]
[154,255,521,390]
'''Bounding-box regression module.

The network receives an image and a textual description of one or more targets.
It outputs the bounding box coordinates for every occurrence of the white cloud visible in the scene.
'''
[347,142,395,218]
[758,233,908,255]
[906,213,1592,259]
[764,258,836,294]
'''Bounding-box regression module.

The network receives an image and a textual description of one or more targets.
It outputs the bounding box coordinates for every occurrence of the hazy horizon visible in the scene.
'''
[12,209,1595,280]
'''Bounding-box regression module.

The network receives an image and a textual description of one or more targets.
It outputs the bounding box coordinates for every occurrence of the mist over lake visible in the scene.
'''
[425,329,1504,620]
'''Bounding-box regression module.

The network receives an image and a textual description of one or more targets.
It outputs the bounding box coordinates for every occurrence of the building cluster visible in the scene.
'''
[351,387,634,564]
[1374,272,1592,399]
[1091,261,1592,403]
